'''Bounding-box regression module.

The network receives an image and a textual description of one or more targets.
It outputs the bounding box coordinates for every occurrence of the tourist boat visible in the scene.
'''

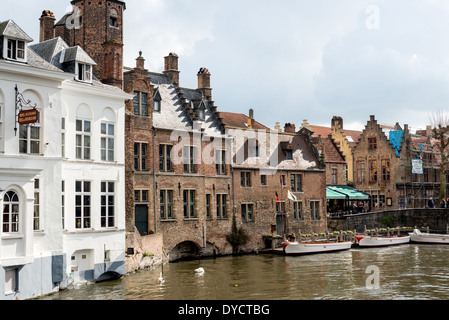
[282,240,352,255]
[409,229,449,244]
[355,234,410,247]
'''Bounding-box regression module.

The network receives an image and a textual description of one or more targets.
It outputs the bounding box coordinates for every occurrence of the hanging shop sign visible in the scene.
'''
[18,109,39,125]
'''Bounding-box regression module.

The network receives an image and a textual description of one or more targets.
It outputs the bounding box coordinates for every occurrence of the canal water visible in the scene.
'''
[43,244,449,300]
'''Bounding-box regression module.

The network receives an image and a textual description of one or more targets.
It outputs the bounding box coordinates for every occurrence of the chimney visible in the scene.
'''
[274,122,282,132]
[284,123,296,133]
[163,53,180,87]
[248,109,254,129]
[136,51,145,70]
[39,10,55,42]
[197,67,212,101]
[331,116,343,130]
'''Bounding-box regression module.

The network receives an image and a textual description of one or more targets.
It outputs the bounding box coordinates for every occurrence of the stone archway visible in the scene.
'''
[169,241,202,262]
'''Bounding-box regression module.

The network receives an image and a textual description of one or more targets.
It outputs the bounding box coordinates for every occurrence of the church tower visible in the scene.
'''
[54,0,126,89]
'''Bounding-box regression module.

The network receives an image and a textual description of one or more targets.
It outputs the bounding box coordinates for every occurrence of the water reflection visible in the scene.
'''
[43,244,449,300]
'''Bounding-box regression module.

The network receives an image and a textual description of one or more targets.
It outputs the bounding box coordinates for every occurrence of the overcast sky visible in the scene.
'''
[3,0,449,132]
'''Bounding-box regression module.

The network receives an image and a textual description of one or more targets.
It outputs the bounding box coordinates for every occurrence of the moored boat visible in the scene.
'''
[409,229,449,244]
[282,240,352,255]
[355,234,410,247]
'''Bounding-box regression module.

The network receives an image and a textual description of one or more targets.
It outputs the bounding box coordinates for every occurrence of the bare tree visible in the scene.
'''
[429,110,449,205]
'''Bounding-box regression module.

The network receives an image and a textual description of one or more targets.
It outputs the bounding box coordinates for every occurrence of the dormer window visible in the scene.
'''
[0,20,33,63]
[153,90,162,112]
[4,38,26,62]
[197,102,206,121]
[76,63,92,83]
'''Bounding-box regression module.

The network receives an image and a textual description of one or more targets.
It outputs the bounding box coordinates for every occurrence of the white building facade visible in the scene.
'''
[0,20,130,300]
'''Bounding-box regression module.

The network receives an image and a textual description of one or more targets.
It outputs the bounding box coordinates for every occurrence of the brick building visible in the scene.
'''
[220,113,328,246]
[123,52,234,261]
[352,115,412,210]
[41,0,126,89]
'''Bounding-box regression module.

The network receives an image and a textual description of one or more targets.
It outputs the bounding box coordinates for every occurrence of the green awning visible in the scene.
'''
[326,188,347,200]
[326,186,370,200]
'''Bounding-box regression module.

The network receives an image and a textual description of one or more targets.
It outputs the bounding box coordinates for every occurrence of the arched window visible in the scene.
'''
[3,191,19,233]
[109,9,118,27]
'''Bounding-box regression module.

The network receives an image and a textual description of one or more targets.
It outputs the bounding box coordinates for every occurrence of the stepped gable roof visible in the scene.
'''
[322,136,345,164]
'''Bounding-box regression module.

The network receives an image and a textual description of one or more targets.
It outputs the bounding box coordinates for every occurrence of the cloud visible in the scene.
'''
[313,0,449,129]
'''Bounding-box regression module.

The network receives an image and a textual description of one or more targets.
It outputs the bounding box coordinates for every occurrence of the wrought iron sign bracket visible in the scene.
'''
[14,85,38,136]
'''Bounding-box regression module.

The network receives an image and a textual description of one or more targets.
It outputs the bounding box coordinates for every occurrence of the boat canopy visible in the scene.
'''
[326,186,370,200]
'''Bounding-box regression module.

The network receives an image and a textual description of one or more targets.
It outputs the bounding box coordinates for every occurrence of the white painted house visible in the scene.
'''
[0,20,130,300]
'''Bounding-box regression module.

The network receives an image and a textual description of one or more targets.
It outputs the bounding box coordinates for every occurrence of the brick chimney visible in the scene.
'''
[163,53,180,87]
[197,67,212,101]
[136,51,145,70]
[39,10,55,42]
[284,123,296,133]
[248,109,254,129]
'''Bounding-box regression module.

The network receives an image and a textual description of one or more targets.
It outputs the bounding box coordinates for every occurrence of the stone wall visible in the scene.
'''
[329,208,449,233]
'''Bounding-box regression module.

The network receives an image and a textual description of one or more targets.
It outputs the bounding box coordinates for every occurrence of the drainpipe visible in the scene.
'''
[153,127,158,233]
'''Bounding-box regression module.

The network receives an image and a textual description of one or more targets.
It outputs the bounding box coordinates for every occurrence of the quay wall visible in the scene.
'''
[329,209,449,233]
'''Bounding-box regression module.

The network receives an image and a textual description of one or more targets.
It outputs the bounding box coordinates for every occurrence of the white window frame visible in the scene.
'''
[76,119,91,160]
[75,181,91,229]
[2,191,20,234]
[33,178,41,231]
[101,181,115,228]
[101,122,115,162]
[3,37,27,62]
[76,62,93,83]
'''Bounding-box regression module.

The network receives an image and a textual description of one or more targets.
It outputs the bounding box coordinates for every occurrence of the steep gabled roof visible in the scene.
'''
[0,19,33,42]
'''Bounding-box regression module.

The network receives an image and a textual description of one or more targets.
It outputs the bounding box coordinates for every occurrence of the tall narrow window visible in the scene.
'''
[101,122,115,161]
[369,160,378,182]
[134,143,148,171]
[294,201,303,220]
[0,104,3,152]
[382,159,390,181]
[291,174,302,192]
[160,190,173,219]
[216,194,227,219]
[3,191,19,233]
[183,190,196,218]
[33,179,40,231]
[215,150,226,175]
[75,181,91,229]
[331,168,338,185]
[310,201,320,220]
[159,144,172,172]
[76,119,91,160]
[356,161,365,183]
[368,137,377,150]
[101,181,115,228]
[206,194,211,218]
[62,180,65,229]
[61,117,66,157]
[183,146,196,173]
[76,63,92,83]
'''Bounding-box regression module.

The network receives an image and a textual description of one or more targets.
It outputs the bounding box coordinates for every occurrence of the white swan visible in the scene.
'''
[195,267,204,275]
[158,272,165,283]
